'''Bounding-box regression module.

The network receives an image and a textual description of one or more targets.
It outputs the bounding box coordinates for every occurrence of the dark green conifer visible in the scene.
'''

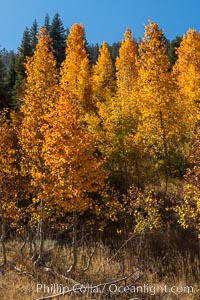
[44,13,51,34]
[30,19,38,54]
[50,13,67,66]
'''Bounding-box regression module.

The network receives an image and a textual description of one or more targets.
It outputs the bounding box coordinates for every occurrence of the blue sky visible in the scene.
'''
[0,0,200,51]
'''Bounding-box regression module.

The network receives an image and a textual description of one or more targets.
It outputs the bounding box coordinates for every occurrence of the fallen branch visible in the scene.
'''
[96,233,137,274]
[53,270,79,285]
[11,264,37,281]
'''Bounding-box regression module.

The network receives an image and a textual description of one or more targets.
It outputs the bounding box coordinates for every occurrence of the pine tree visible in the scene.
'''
[30,19,38,54]
[0,56,8,109]
[11,27,32,105]
[5,54,17,108]
[44,13,51,34]
[87,43,99,65]
[168,36,182,67]
[50,13,67,66]
[109,42,121,66]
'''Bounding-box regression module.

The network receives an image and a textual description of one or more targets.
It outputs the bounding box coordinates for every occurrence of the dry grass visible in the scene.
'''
[0,231,199,300]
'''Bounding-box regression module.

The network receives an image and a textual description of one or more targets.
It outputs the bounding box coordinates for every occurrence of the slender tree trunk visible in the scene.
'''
[124,157,129,195]
[0,215,7,266]
[159,110,169,195]
[72,211,78,269]
[35,199,44,265]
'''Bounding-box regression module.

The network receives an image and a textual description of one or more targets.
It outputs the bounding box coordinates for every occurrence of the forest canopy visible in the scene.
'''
[0,15,199,267]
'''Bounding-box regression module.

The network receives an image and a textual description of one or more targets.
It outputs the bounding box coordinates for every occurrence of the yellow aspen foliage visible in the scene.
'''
[20,27,59,216]
[136,20,189,183]
[42,90,107,214]
[115,28,137,112]
[173,29,200,125]
[87,29,141,192]
[60,23,92,111]
[136,20,171,119]
[176,127,200,235]
[92,42,115,104]
[125,186,163,233]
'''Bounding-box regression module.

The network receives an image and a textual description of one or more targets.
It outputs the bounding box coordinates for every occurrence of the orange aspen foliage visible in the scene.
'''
[60,24,92,111]
[92,42,115,104]
[42,90,107,214]
[0,111,19,226]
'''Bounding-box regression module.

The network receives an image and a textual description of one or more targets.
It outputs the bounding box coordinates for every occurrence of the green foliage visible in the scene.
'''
[168,36,182,67]
[0,55,9,109]
[30,19,38,53]
[50,13,68,66]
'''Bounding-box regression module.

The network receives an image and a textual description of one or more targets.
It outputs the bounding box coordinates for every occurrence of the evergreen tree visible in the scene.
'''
[109,42,121,66]
[168,36,182,67]
[0,48,15,70]
[30,19,38,54]
[11,27,32,106]
[44,13,51,34]
[50,13,67,66]
[18,27,32,59]
[0,56,8,109]
[87,43,99,65]
[5,54,17,108]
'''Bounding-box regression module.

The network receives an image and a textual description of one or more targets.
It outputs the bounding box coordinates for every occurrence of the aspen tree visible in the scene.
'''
[136,20,187,191]
[20,28,58,263]
[173,29,200,126]
[92,41,115,104]
[60,23,92,111]
[176,127,200,236]
[89,29,141,192]
[0,111,19,265]
[115,28,137,112]
[42,90,107,269]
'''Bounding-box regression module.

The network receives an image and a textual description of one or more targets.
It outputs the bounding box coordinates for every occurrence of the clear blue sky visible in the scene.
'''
[0,0,200,51]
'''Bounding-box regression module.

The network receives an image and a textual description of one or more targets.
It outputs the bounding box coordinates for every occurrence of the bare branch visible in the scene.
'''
[82,242,98,272]
[11,265,36,281]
